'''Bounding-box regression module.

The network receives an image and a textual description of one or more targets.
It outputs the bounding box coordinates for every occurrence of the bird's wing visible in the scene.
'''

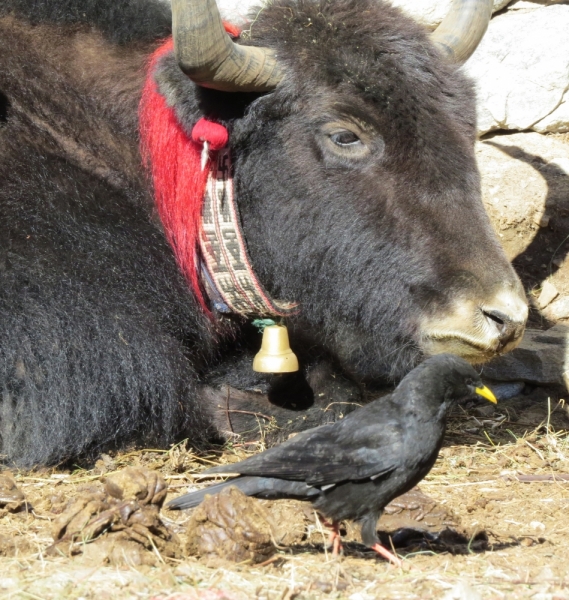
[205,416,403,487]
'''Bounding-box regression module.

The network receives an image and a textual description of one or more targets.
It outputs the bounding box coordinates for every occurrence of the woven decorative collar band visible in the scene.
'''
[198,137,298,318]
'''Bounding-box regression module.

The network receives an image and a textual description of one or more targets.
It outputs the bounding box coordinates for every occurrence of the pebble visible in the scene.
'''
[533,212,551,227]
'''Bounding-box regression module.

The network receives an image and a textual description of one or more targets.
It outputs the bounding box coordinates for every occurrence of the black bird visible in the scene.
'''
[168,354,496,564]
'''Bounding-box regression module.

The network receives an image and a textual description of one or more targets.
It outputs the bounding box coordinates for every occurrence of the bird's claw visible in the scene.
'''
[371,542,403,567]
[319,516,343,557]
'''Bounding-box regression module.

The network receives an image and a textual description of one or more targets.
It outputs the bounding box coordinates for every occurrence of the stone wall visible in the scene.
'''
[464,1,569,135]
[377,0,569,135]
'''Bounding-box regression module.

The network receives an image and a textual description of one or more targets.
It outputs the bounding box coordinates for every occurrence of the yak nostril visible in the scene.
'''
[482,309,517,345]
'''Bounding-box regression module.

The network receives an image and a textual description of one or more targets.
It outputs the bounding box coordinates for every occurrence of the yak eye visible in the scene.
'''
[319,121,374,164]
[330,131,361,146]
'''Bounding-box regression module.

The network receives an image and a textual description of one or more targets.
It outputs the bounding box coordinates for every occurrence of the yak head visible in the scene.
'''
[149,0,527,382]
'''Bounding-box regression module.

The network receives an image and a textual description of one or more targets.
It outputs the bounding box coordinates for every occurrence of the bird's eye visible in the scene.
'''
[330,131,361,147]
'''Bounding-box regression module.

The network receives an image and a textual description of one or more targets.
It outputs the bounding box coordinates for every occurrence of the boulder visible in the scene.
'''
[476,131,569,260]
[482,324,569,387]
[465,5,569,135]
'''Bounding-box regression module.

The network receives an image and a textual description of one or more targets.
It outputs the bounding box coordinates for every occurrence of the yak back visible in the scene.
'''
[0,0,172,44]
[0,0,225,466]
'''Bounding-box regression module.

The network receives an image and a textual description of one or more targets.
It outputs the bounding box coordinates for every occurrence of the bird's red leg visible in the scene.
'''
[371,542,402,567]
[318,516,343,556]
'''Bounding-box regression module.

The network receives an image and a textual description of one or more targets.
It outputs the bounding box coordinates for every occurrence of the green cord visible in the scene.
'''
[252,318,277,332]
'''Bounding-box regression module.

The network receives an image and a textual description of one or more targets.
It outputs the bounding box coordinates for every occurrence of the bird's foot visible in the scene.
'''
[319,516,343,557]
[370,542,402,567]
[330,530,342,557]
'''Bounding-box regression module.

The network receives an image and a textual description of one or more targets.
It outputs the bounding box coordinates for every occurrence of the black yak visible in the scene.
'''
[0,0,527,467]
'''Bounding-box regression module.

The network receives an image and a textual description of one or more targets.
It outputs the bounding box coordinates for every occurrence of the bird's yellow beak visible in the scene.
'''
[475,385,497,404]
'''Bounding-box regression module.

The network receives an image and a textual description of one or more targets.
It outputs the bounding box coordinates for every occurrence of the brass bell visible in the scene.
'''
[253,325,299,373]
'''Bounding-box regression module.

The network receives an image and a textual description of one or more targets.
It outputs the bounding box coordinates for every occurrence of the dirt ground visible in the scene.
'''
[1,134,569,599]
[1,391,569,599]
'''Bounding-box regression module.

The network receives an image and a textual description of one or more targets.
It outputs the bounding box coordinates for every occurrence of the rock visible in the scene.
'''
[0,474,27,513]
[544,296,569,320]
[388,0,511,29]
[482,324,569,387]
[465,5,569,135]
[508,0,549,11]
[548,157,569,175]
[491,381,525,401]
[211,0,516,31]
[533,212,551,228]
[213,0,514,30]
[534,95,569,135]
[538,280,559,309]
[476,132,569,260]
[216,0,260,27]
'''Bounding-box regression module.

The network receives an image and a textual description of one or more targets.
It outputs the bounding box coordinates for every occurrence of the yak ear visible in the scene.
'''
[430,0,493,63]
[171,0,283,93]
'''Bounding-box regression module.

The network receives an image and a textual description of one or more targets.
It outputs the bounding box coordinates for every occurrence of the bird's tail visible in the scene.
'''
[167,477,253,510]
[167,476,318,510]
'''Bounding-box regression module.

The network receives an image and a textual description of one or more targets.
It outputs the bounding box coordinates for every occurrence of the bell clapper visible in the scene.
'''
[252,319,299,373]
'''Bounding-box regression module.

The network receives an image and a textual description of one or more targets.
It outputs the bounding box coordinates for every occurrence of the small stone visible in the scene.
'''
[533,212,550,228]
[537,280,559,309]
[0,474,26,512]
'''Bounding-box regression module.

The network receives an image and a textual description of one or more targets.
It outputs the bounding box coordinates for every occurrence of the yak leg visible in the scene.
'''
[201,381,361,447]
[202,357,363,447]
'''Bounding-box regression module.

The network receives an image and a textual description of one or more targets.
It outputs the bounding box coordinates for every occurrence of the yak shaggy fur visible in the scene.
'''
[0,0,508,467]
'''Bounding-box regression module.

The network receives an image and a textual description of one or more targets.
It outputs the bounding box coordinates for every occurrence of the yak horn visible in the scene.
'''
[171,0,283,92]
[172,0,491,92]
[430,0,493,63]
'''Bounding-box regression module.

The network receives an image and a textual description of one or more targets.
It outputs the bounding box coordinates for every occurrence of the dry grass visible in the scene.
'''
[1,390,569,599]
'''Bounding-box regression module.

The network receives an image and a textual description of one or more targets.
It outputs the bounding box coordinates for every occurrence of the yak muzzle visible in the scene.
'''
[419,285,528,363]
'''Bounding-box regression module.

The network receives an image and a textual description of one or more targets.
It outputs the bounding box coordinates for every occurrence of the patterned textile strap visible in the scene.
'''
[199,147,298,317]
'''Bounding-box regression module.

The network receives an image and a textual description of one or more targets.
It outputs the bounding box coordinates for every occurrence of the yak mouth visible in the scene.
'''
[418,293,528,364]
[419,330,523,364]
